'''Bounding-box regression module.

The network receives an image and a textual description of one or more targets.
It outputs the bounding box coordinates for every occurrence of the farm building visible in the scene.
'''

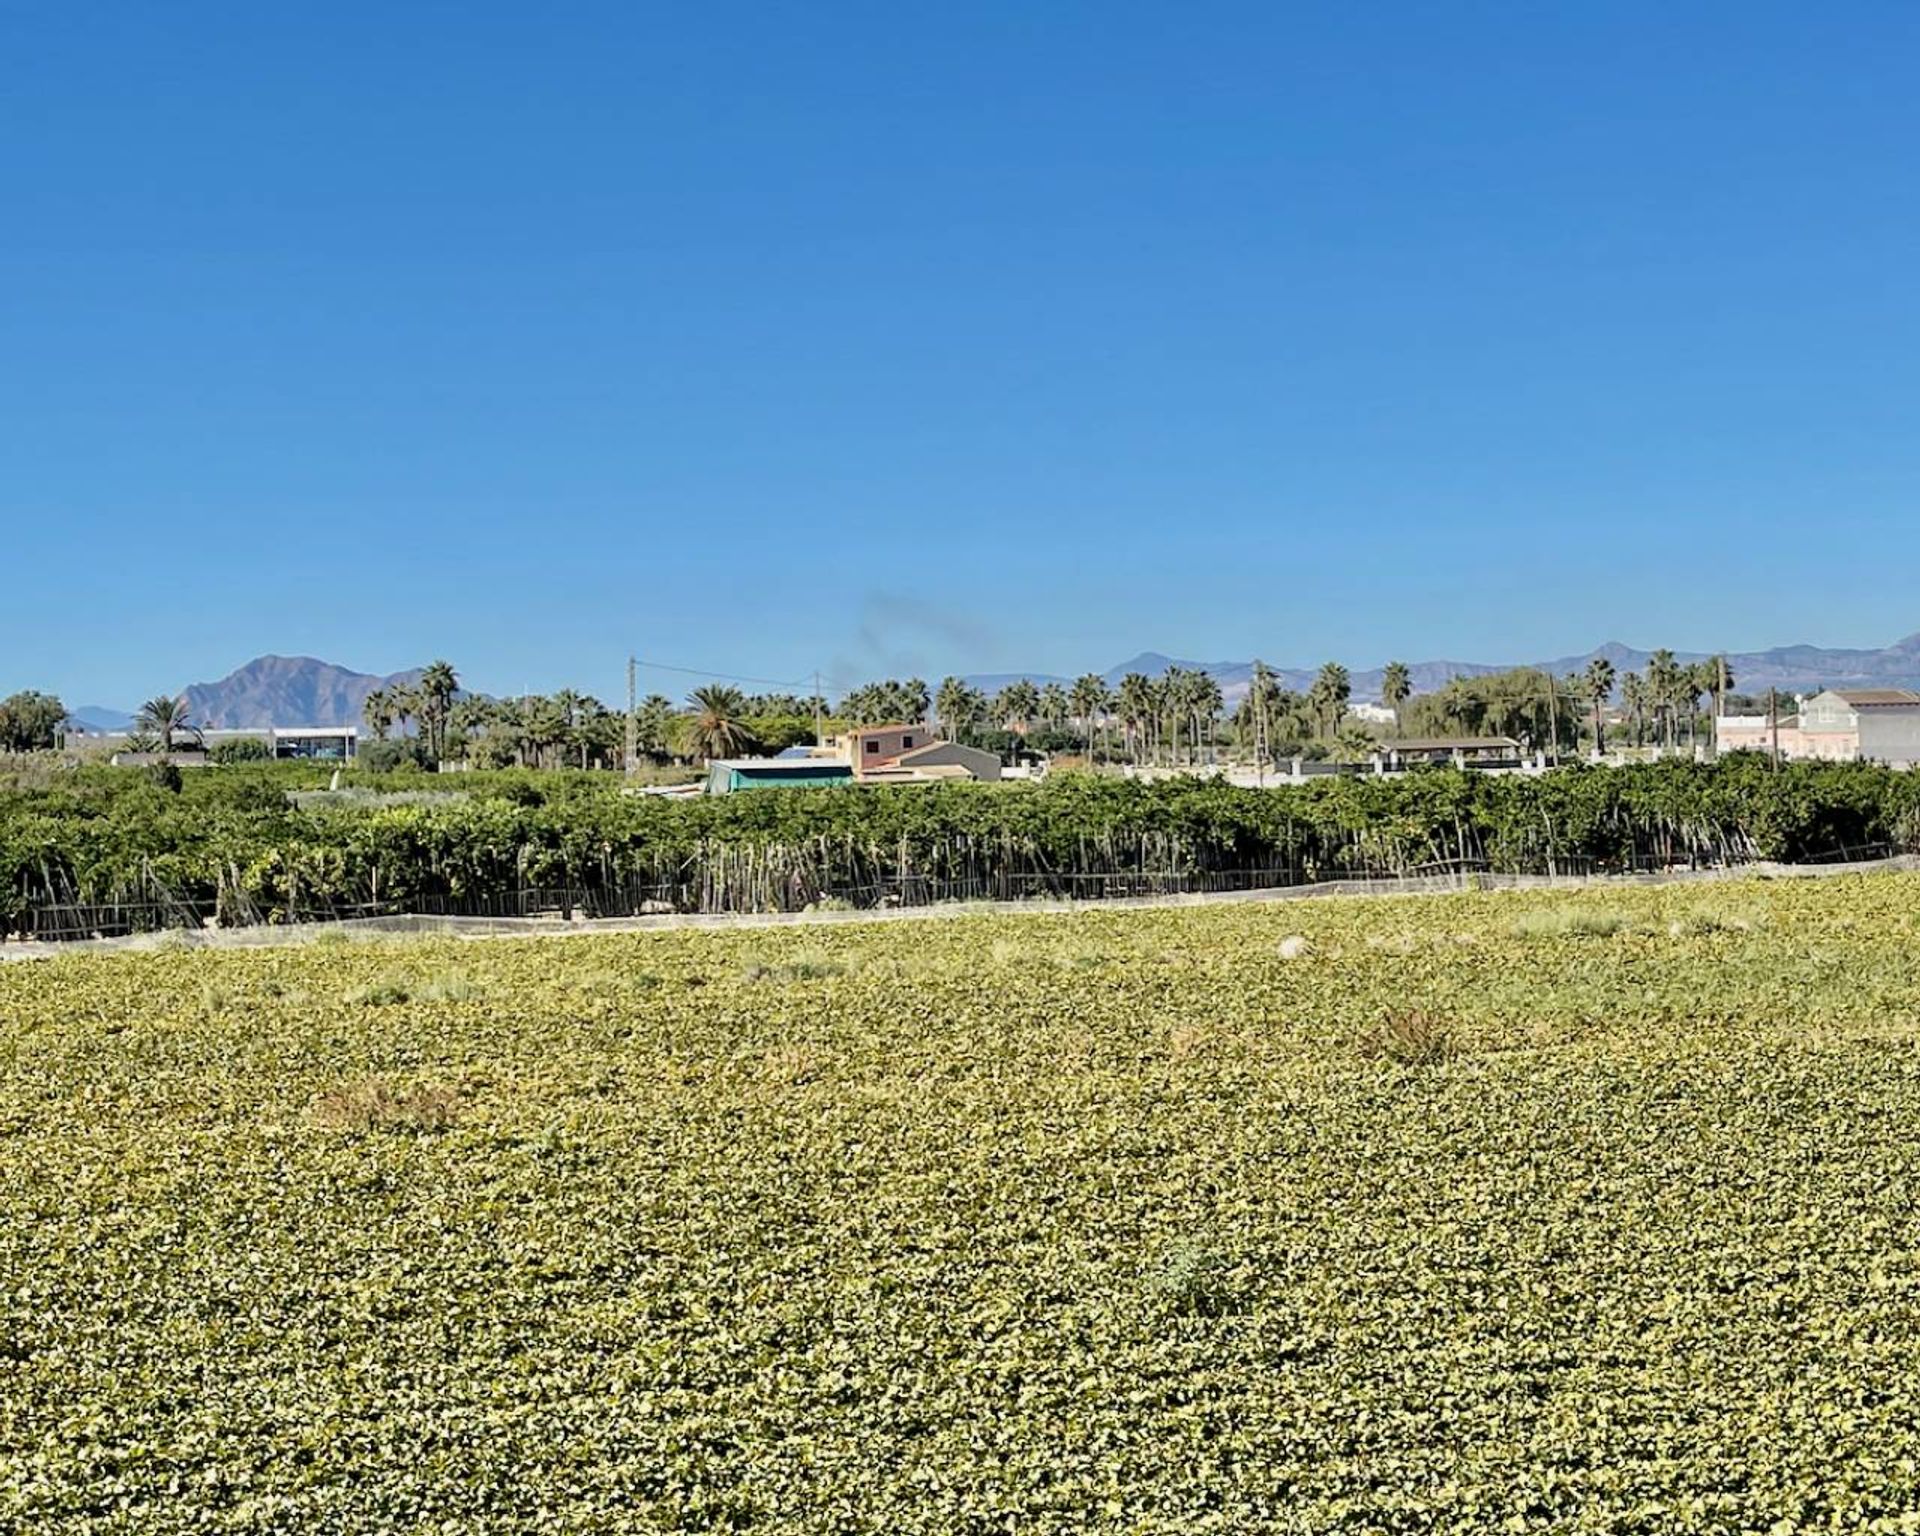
[823,725,1002,783]
[704,758,855,795]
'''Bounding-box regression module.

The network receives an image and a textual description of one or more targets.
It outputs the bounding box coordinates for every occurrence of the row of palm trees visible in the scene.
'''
[1417,651,1736,754]
[127,648,1745,771]
[1613,650,1735,750]
[361,661,460,759]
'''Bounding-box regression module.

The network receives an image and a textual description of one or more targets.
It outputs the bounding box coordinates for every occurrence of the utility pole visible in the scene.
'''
[625,656,637,775]
[1713,654,1728,760]
[1768,686,1780,770]
[813,670,824,747]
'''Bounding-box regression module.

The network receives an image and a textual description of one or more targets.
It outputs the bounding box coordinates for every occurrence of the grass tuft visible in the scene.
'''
[311,1076,463,1134]
[1510,907,1630,940]
[1364,1007,1457,1067]
[742,950,848,984]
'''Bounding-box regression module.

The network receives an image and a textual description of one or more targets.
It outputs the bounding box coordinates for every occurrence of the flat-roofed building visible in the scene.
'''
[270,726,357,761]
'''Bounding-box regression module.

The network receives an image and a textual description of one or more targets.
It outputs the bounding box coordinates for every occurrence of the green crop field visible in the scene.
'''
[6,876,1920,1533]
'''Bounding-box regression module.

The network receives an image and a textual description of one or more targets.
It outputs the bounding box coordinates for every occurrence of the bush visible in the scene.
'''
[209,737,272,764]
[358,739,434,774]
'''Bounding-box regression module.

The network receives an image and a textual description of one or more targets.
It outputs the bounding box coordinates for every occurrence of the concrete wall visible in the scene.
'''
[1857,710,1920,765]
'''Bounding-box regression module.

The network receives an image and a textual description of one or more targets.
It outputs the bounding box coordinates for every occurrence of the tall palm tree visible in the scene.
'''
[1309,662,1351,740]
[1242,661,1280,768]
[997,680,1040,738]
[137,695,197,754]
[1703,654,1735,752]
[1584,657,1616,756]
[1191,672,1224,762]
[390,686,420,743]
[417,661,459,759]
[1117,673,1154,763]
[1070,674,1109,754]
[1038,682,1069,733]
[1620,672,1647,748]
[936,676,972,741]
[1645,650,1681,750]
[686,685,755,762]
[1380,661,1412,736]
[362,688,395,742]
[1676,664,1706,749]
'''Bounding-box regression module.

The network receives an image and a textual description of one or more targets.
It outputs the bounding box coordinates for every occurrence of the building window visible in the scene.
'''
[903,735,914,748]
[865,740,879,754]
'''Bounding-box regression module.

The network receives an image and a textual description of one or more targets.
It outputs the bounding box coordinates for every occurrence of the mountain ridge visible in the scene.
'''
[179,655,426,731]
[73,632,1920,729]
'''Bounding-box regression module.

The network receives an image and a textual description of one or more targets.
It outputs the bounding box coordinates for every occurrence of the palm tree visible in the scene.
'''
[1039,682,1069,733]
[1704,655,1735,752]
[362,688,395,742]
[1620,672,1647,748]
[686,685,754,762]
[635,694,676,759]
[1191,671,1224,762]
[418,661,459,759]
[1309,662,1351,740]
[997,680,1040,738]
[1584,657,1616,756]
[1157,668,1187,764]
[391,686,419,743]
[136,694,197,754]
[1380,661,1412,736]
[1646,650,1680,750]
[1070,674,1109,755]
[1242,661,1280,769]
[936,676,971,741]
[1117,673,1154,763]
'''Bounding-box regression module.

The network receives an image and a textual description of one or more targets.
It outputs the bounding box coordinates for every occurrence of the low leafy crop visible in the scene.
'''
[6,874,1920,1530]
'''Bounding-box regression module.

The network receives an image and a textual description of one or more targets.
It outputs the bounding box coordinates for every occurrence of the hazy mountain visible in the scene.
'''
[67,705,135,733]
[179,655,426,730]
[968,631,1920,704]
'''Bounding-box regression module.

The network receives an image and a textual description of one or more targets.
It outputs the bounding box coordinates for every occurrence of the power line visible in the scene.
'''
[631,658,821,690]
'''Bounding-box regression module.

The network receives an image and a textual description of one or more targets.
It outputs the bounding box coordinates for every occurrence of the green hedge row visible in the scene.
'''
[4,756,1918,928]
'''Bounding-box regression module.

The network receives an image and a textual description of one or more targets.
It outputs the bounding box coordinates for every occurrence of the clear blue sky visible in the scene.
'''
[7,2,1920,707]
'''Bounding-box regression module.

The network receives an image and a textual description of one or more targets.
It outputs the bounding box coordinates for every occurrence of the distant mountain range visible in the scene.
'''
[963,633,1920,704]
[69,631,1920,731]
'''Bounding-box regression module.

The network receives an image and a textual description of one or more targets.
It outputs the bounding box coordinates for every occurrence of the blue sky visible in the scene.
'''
[6,2,1920,707]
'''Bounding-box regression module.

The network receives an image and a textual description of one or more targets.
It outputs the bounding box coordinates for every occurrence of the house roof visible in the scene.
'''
[1833,689,1920,708]
[710,758,850,774]
[896,741,998,767]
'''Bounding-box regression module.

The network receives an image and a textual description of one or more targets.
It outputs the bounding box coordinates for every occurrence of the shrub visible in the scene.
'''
[1150,1241,1240,1319]
[209,737,272,764]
